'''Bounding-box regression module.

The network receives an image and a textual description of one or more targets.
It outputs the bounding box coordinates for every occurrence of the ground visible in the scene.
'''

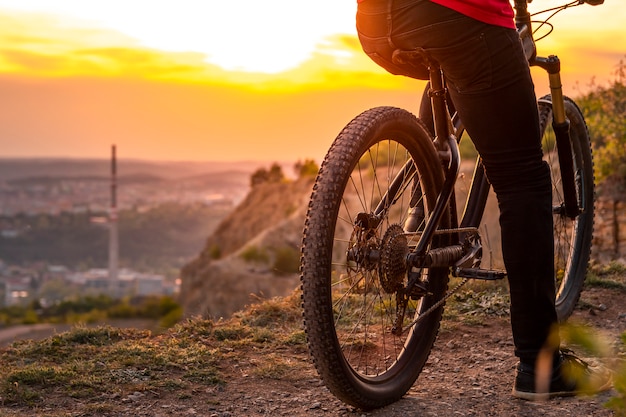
[1,283,625,417]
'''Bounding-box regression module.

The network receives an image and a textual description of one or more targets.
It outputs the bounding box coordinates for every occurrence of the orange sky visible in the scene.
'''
[0,1,623,163]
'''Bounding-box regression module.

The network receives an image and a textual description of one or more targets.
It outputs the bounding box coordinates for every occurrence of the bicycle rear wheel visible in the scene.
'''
[301,106,449,409]
[538,95,594,321]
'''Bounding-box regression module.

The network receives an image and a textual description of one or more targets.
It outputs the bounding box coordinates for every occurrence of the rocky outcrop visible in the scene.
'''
[180,177,314,318]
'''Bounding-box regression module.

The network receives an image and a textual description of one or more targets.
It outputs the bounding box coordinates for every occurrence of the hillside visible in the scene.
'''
[180,176,315,318]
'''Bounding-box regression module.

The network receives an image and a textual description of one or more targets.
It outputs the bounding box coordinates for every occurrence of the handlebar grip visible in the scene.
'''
[584,0,603,5]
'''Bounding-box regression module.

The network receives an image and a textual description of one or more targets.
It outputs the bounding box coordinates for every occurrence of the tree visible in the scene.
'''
[38,278,78,305]
[294,159,319,178]
[578,60,626,195]
[267,163,285,183]
[250,167,269,186]
[250,163,285,186]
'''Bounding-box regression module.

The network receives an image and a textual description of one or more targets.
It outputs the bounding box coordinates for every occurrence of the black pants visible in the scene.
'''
[357,0,557,365]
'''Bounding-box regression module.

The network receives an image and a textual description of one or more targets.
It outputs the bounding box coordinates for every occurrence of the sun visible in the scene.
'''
[0,0,358,74]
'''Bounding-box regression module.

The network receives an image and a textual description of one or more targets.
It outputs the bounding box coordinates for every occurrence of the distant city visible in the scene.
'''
[0,157,260,308]
[2,263,177,307]
[0,159,255,216]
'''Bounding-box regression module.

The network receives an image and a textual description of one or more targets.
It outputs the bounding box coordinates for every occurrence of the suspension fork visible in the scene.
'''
[533,55,580,219]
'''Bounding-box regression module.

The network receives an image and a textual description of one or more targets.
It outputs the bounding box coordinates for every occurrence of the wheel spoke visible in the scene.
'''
[301,107,448,408]
[538,97,594,321]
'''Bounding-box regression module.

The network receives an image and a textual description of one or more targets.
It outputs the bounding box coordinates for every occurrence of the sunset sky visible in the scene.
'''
[0,0,623,163]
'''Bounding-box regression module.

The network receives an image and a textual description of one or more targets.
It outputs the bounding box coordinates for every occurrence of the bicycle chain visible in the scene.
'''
[399,277,469,335]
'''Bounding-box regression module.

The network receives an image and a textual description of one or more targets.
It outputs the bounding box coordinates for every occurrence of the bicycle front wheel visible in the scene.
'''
[538,95,594,321]
[301,106,450,409]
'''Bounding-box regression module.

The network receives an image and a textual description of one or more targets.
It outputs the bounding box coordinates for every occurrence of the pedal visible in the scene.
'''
[453,267,507,280]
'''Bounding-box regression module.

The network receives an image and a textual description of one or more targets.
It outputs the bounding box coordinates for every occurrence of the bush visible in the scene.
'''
[159,306,183,328]
[20,309,39,325]
[272,246,300,275]
[139,296,180,319]
[241,246,270,264]
[208,244,221,260]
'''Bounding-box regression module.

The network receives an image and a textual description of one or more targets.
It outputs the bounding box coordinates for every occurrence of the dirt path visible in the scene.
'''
[186,285,625,416]
[166,315,615,417]
[0,324,65,348]
[194,311,617,417]
[372,285,624,416]
[0,319,158,348]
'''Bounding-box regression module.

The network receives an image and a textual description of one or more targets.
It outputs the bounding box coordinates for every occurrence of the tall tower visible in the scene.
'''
[109,145,119,283]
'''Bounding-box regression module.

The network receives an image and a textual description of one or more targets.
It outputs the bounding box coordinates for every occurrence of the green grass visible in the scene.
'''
[442,279,510,324]
[585,262,626,291]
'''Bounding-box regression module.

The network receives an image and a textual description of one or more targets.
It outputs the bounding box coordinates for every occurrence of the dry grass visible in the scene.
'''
[3,278,622,415]
[0,292,306,412]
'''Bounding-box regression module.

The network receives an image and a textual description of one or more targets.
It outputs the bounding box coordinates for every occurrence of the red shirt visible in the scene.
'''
[430,0,515,29]
[357,0,515,29]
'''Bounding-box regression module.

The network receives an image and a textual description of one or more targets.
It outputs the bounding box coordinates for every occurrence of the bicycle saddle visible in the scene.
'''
[392,47,438,71]
[391,48,439,80]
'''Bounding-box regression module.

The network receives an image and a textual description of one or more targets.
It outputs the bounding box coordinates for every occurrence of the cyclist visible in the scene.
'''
[355,0,611,400]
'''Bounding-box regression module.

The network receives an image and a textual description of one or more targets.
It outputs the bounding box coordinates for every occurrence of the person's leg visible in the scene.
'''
[434,26,558,365]
[380,1,557,365]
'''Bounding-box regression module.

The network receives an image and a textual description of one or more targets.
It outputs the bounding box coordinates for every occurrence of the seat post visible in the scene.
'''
[429,65,450,152]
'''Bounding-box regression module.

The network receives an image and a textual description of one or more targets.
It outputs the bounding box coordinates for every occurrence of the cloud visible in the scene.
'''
[0,12,215,80]
[0,10,417,93]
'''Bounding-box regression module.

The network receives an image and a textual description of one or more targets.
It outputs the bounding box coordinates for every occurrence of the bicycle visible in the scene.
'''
[300,0,603,410]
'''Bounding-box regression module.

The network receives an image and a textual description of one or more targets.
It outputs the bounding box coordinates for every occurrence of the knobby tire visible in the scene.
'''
[301,106,450,409]
[538,95,595,321]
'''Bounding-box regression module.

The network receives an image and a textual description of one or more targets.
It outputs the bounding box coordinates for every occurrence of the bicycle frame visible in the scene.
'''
[376,0,583,277]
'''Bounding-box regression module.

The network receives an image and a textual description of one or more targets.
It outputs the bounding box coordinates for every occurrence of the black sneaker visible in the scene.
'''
[512,350,612,401]
[403,206,424,233]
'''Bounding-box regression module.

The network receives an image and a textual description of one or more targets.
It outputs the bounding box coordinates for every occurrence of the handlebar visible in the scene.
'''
[514,0,604,62]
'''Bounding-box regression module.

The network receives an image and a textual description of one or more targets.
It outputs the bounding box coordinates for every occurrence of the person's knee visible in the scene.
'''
[484,156,550,196]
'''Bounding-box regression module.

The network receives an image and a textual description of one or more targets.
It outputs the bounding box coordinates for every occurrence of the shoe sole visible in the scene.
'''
[512,388,576,401]
[512,378,613,401]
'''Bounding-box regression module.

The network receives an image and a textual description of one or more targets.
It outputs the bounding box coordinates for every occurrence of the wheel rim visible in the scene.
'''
[541,104,591,309]
[329,138,434,379]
